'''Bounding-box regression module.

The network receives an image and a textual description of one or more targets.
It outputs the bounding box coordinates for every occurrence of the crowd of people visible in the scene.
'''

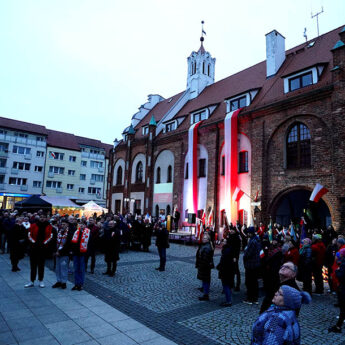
[1,209,345,343]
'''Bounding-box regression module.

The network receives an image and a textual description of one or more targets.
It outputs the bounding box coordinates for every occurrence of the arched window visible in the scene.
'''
[166,205,171,216]
[167,165,172,183]
[287,123,311,169]
[116,166,123,185]
[202,62,205,74]
[136,161,143,182]
[156,167,161,184]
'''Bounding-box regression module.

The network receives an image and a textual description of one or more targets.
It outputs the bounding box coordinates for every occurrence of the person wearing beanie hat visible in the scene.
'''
[251,285,311,345]
[329,247,345,333]
[297,238,313,294]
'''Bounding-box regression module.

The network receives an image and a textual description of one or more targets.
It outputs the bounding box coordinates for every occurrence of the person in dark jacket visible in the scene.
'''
[9,217,27,272]
[196,231,214,301]
[228,227,241,291]
[311,234,326,294]
[155,223,169,271]
[329,248,345,333]
[252,285,311,345]
[217,237,235,306]
[260,240,283,314]
[142,217,152,252]
[85,218,100,274]
[103,220,121,276]
[297,238,313,294]
[325,238,338,293]
[52,219,71,289]
[243,227,261,304]
[25,214,53,288]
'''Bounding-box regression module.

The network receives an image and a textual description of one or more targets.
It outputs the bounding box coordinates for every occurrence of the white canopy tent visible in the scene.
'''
[81,200,108,217]
[40,196,82,216]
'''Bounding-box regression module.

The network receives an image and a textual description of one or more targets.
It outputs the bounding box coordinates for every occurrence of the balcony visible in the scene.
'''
[11,168,19,175]
[56,187,63,193]
[90,179,96,185]
[20,185,28,191]
[0,183,5,190]
[48,171,54,178]
[0,150,9,158]
[24,154,32,160]
[0,167,7,174]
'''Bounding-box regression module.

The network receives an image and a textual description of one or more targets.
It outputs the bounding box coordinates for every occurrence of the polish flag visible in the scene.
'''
[207,208,213,226]
[232,187,244,202]
[50,152,56,158]
[254,190,259,202]
[260,249,265,259]
[201,210,206,226]
[309,183,328,202]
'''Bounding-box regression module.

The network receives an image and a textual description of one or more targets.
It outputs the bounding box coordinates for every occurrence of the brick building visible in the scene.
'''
[108,25,345,233]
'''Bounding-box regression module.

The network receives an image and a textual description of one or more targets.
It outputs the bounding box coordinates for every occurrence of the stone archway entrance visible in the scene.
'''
[271,188,331,228]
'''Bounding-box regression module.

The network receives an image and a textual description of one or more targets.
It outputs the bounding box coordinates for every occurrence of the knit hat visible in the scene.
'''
[303,238,312,245]
[281,285,311,310]
[337,238,345,245]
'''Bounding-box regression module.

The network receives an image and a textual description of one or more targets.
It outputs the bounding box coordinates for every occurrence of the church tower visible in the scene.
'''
[187,22,216,99]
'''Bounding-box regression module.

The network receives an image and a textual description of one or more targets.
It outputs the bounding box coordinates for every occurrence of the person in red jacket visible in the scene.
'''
[25,214,53,288]
[311,234,326,294]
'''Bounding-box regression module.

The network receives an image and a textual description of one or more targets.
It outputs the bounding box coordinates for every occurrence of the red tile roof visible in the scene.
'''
[0,117,48,135]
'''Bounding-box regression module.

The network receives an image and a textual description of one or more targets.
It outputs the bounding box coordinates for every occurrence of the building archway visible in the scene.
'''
[270,187,331,228]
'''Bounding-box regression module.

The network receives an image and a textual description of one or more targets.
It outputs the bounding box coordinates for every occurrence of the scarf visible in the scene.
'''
[71,227,90,253]
[57,228,69,251]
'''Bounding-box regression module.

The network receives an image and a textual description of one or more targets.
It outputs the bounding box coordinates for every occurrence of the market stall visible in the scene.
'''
[14,195,52,214]
[40,196,83,216]
[81,200,108,218]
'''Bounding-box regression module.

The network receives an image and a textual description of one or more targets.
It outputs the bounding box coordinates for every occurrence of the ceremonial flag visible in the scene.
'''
[207,207,213,226]
[310,183,328,202]
[232,187,244,202]
[201,210,206,226]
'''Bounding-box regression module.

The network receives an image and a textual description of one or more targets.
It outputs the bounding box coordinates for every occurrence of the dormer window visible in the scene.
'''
[288,72,313,92]
[165,121,176,133]
[191,110,207,124]
[142,126,149,136]
[229,96,247,112]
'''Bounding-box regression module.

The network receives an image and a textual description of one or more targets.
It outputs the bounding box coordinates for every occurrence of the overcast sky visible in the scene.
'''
[0,0,344,145]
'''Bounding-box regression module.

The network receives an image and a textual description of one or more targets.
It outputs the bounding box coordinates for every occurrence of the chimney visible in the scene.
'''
[266,30,285,78]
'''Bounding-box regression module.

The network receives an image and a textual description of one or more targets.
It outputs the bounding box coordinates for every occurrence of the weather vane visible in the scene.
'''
[311,6,324,37]
[201,20,206,41]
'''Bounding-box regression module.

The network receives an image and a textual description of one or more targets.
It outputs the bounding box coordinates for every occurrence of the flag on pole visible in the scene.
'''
[201,210,206,226]
[300,217,307,241]
[232,187,244,202]
[260,249,265,259]
[254,190,259,202]
[290,222,297,242]
[50,152,56,159]
[309,183,328,202]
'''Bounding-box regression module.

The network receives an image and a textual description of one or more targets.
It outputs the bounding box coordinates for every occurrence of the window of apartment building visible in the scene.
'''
[34,166,43,172]
[33,181,42,188]
[90,149,101,154]
[9,177,27,185]
[116,167,122,185]
[142,126,149,136]
[0,130,7,135]
[78,187,85,193]
[69,155,76,162]
[165,121,176,133]
[81,161,87,167]
[36,136,45,142]
[49,151,64,160]
[289,72,313,92]
[36,151,44,157]
[167,165,172,183]
[68,170,75,176]
[67,184,74,190]
[91,174,103,182]
[135,161,143,183]
[191,110,207,124]
[230,96,247,112]
[198,158,206,178]
[156,167,161,184]
[286,123,311,169]
[0,175,5,184]
[12,162,30,171]
[46,180,62,188]
[88,187,101,194]
[49,166,64,174]
[221,155,225,176]
[0,142,9,152]
[13,146,31,155]
[80,174,86,180]
[90,161,103,168]
[0,159,6,168]
[239,151,249,173]
[14,132,28,138]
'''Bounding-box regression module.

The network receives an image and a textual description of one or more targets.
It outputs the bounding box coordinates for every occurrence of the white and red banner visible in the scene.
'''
[224,109,241,223]
[310,183,328,203]
[232,187,244,202]
[186,121,203,214]
[207,207,213,226]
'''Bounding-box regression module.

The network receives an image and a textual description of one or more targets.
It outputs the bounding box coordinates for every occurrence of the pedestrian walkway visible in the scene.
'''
[0,254,177,345]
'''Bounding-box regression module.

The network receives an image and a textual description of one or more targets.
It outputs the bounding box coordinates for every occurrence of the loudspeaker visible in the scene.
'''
[188,213,196,224]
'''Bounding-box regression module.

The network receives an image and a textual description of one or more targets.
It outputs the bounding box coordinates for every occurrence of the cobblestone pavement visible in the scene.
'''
[50,242,345,345]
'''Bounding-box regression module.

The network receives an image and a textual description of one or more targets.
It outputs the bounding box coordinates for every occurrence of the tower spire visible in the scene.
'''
[199,20,206,54]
